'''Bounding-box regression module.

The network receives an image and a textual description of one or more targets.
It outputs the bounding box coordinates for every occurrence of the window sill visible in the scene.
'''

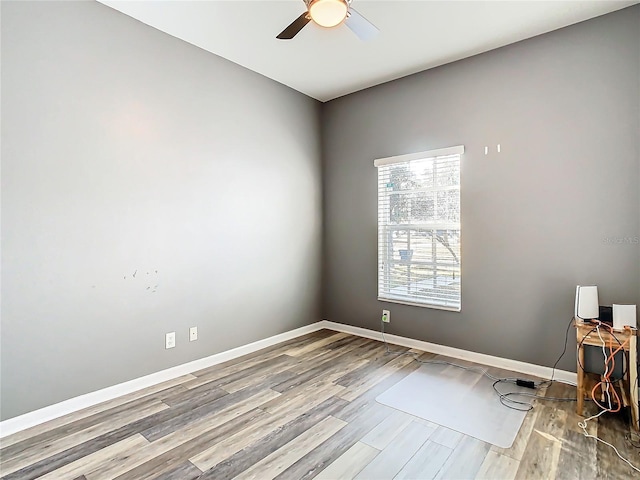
[378,297,461,312]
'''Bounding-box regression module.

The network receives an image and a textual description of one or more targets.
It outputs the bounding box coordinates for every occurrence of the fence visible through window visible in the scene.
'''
[375,146,463,311]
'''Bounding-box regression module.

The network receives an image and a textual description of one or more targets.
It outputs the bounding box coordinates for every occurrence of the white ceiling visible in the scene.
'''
[98,0,638,102]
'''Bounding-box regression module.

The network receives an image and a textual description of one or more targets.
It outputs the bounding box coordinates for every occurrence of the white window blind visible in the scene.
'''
[375,146,463,311]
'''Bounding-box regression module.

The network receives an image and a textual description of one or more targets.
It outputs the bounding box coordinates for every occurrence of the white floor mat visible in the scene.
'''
[376,363,529,448]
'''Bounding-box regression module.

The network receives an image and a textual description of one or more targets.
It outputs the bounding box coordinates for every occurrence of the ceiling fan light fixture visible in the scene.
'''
[308,0,348,28]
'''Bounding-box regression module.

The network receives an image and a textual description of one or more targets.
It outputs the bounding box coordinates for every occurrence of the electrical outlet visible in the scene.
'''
[189,326,198,342]
[165,331,176,349]
[382,309,390,323]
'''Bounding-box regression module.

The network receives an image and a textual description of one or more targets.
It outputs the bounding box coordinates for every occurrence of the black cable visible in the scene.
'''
[627,433,640,449]
[577,325,599,373]
[380,320,576,412]
[539,317,574,388]
[492,380,533,412]
[550,316,572,382]
[577,323,627,381]
[493,379,577,411]
[576,322,634,414]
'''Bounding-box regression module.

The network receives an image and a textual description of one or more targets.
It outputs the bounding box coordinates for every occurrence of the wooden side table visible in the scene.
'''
[574,319,638,431]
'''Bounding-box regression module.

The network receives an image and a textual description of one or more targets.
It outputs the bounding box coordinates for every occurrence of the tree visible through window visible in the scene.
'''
[375,146,462,310]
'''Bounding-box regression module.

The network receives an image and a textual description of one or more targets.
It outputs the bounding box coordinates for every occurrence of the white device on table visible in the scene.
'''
[575,285,599,321]
[612,304,637,331]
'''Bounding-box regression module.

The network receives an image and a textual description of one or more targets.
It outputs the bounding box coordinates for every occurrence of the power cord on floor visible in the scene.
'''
[379,320,577,412]
[378,318,640,473]
[492,379,578,411]
[627,433,640,450]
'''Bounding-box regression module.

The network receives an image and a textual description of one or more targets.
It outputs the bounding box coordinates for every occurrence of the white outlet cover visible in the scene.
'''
[165,332,176,349]
[189,326,198,342]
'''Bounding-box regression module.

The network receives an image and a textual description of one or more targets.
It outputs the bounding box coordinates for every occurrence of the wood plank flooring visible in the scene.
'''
[1,329,639,479]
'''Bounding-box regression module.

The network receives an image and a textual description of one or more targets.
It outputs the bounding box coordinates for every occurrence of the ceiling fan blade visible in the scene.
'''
[277,12,311,40]
[345,8,379,41]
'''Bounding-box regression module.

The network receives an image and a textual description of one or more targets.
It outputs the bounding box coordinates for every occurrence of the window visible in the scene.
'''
[375,146,463,311]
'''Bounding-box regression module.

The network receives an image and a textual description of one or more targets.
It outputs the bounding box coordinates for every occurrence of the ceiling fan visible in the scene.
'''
[277,0,379,41]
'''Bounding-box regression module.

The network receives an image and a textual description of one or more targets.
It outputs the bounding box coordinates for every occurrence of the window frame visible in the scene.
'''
[375,145,463,312]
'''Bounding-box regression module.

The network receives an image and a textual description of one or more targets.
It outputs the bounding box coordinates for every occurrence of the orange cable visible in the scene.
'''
[591,324,631,413]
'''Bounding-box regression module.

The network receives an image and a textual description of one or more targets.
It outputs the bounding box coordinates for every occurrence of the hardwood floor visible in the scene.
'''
[1,329,638,479]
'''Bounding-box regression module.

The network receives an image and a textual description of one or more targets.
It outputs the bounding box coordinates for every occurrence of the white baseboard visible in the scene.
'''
[0,322,325,438]
[1,319,577,438]
[319,320,577,385]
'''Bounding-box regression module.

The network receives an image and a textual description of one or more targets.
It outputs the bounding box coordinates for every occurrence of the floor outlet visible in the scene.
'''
[382,310,391,323]
[165,332,176,349]
[190,326,198,342]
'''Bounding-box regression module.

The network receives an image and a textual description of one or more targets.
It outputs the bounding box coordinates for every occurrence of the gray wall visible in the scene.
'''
[322,6,640,372]
[1,1,322,420]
